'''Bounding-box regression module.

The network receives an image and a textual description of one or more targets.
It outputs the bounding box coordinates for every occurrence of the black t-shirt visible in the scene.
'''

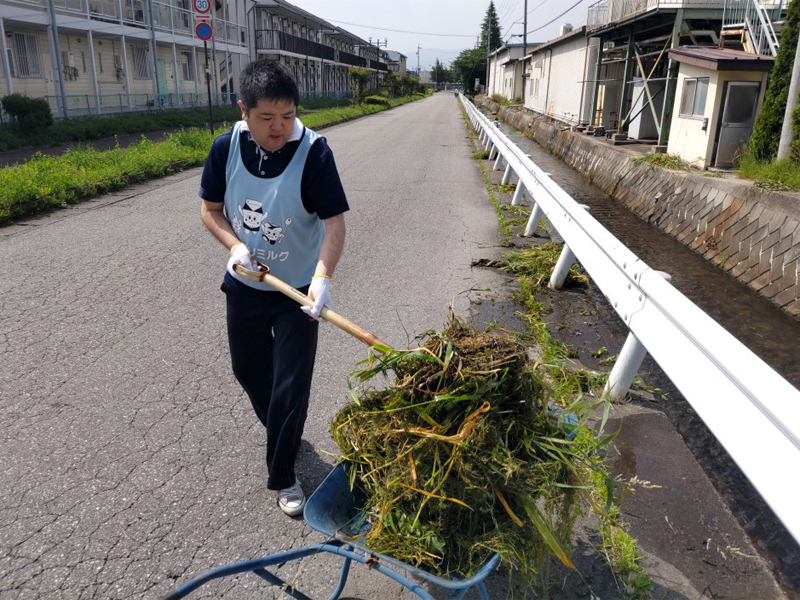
[199,124,349,220]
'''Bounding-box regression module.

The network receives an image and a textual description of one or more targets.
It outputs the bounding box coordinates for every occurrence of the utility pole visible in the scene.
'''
[486,31,491,95]
[523,0,528,56]
[778,34,800,159]
[416,44,421,80]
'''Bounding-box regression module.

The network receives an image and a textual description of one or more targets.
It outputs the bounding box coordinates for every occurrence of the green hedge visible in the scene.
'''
[749,0,800,160]
[1,94,54,128]
[0,94,424,224]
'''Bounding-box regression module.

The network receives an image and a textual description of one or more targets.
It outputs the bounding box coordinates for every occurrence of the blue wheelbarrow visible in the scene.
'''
[165,463,500,600]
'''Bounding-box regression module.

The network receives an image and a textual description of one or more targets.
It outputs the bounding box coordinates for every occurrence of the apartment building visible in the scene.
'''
[0,0,248,117]
[0,0,389,117]
[382,49,406,76]
[249,0,387,98]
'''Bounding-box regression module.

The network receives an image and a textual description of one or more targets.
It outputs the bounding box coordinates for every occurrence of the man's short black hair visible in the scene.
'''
[239,59,300,112]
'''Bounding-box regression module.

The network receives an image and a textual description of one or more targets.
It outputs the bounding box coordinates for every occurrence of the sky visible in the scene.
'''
[290,0,594,71]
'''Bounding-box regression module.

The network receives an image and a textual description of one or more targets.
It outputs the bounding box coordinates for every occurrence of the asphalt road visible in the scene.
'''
[0,93,510,598]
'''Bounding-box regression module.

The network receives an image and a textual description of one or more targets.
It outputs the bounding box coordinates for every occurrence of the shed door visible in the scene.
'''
[714,81,760,168]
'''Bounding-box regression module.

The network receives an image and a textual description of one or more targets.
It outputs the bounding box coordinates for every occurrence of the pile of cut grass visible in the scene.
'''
[331,312,613,590]
[632,153,693,171]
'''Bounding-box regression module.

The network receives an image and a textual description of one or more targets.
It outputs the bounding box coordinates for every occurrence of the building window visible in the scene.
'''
[132,46,149,79]
[679,77,709,118]
[11,32,43,78]
[181,52,195,81]
[81,51,86,72]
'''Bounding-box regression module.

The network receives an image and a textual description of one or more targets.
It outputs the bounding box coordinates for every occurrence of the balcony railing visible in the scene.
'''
[255,31,387,70]
[11,0,246,46]
[587,0,726,29]
[255,30,335,60]
[370,59,388,72]
[338,50,366,68]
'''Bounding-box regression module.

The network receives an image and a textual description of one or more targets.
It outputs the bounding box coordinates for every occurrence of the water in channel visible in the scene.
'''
[485,113,800,596]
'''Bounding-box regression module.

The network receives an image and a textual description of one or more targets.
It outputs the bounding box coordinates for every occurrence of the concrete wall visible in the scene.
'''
[486,100,800,318]
[668,64,768,168]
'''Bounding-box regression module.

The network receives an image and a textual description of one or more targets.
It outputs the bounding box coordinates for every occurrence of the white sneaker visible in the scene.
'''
[277,480,305,517]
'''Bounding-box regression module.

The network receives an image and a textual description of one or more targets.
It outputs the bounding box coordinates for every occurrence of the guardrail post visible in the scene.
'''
[511,183,526,206]
[548,204,591,289]
[501,164,513,185]
[523,201,544,237]
[603,271,672,400]
[488,143,497,159]
[492,152,504,171]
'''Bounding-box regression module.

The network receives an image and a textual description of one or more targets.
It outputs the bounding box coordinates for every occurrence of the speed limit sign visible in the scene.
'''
[193,0,210,13]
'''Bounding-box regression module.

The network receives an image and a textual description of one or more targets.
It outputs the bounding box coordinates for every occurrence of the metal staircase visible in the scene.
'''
[721,0,782,56]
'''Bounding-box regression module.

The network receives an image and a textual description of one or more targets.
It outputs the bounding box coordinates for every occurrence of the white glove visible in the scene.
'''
[227,242,254,277]
[301,275,332,321]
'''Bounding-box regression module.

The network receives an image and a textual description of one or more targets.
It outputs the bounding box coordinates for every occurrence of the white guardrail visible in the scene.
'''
[459,95,800,545]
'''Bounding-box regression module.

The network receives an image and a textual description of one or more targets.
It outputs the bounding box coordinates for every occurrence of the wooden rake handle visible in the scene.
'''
[234,264,389,349]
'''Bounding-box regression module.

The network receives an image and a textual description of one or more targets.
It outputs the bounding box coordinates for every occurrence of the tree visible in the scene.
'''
[451,48,487,91]
[430,59,452,85]
[480,1,502,53]
[348,67,372,105]
[749,0,800,160]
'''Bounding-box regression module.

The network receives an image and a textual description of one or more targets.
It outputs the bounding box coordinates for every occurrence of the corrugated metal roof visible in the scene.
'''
[668,46,774,72]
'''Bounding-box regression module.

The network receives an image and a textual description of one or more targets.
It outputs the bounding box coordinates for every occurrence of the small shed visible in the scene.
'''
[666,46,773,169]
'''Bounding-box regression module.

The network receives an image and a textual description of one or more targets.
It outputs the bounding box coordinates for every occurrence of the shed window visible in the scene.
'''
[679,77,709,118]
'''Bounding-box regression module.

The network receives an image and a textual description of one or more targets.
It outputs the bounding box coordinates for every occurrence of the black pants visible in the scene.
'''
[222,274,319,490]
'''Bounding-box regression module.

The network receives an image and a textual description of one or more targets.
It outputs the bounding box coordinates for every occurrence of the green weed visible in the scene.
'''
[633,153,693,171]
[0,95,426,224]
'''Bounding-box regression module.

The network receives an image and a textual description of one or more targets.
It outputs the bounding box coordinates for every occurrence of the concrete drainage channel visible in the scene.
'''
[462,100,799,598]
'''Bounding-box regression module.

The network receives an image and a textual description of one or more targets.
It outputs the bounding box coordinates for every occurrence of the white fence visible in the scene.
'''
[460,95,800,546]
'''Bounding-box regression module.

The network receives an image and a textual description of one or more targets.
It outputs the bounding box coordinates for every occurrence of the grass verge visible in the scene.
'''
[0,95,424,225]
[0,98,359,153]
[736,150,799,191]
[500,245,651,599]
[459,99,652,597]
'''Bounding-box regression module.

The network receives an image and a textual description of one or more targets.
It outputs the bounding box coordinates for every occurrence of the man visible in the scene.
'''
[199,59,348,516]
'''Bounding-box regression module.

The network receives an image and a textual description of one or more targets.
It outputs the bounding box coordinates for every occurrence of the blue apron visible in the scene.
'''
[224,121,324,291]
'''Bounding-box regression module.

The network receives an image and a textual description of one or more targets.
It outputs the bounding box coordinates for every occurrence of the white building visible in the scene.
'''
[487,43,526,100]
[0,0,388,118]
[666,47,772,168]
[522,27,597,127]
[0,0,248,117]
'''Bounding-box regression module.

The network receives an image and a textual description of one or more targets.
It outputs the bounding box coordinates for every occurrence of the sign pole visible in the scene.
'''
[194,0,214,133]
[204,39,214,133]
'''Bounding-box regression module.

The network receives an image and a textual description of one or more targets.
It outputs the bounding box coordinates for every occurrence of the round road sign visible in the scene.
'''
[195,22,213,41]
[193,0,210,13]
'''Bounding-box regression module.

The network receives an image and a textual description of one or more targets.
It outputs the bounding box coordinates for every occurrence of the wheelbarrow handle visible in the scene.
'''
[234,264,389,349]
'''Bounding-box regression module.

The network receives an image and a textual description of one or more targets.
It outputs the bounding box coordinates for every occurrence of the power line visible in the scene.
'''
[525,0,588,35]
[320,17,476,38]
[526,0,552,17]
[498,0,521,27]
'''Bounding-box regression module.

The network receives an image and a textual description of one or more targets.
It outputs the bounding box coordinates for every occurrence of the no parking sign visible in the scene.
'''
[195,21,213,41]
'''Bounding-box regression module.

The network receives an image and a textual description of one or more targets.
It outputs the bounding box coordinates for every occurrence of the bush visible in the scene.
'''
[2,94,53,128]
[749,0,800,160]
[364,95,390,107]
